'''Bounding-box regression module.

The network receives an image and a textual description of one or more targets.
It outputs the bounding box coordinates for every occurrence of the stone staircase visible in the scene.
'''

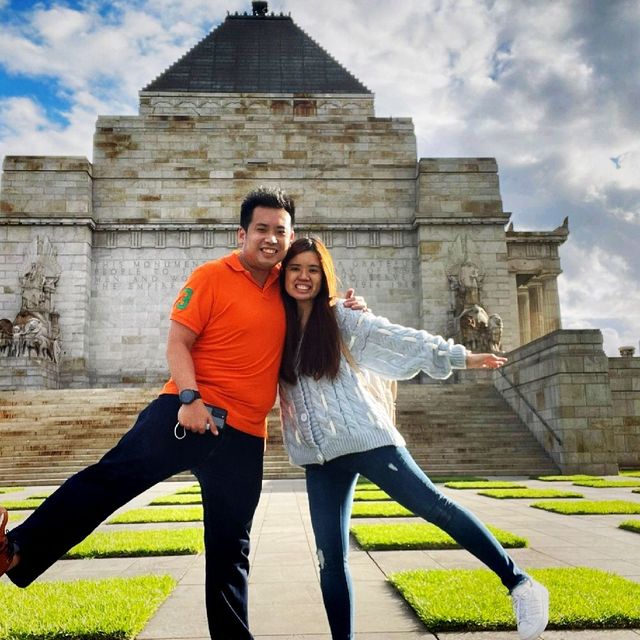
[0,381,557,486]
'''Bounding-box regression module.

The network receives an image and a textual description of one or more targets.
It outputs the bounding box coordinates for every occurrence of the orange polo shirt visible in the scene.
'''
[161,252,285,438]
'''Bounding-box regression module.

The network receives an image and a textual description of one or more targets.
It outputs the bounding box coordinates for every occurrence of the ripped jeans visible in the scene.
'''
[305,446,528,640]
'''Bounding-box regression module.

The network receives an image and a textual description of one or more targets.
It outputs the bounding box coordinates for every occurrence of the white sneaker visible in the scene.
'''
[511,578,549,640]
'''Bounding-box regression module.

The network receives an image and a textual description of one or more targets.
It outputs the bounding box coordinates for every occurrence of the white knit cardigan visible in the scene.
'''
[278,304,468,467]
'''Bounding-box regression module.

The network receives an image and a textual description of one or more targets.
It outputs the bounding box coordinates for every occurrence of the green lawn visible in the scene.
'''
[65,528,204,558]
[619,520,640,534]
[620,470,640,478]
[445,481,527,490]
[0,575,176,639]
[0,487,23,494]
[175,484,201,494]
[531,500,640,515]
[351,501,414,518]
[572,479,640,488]
[150,494,203,505]
[534,474,602,482]
[353,490,392,501]
[478,489,583,499]
[1,498,45,510]
[350,522,527,550]
[389,567,640,632]
[108,506,204,524]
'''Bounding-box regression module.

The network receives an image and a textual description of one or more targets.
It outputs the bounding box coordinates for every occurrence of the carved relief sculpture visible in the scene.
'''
[0,236,62,364]
[447,236,504,354]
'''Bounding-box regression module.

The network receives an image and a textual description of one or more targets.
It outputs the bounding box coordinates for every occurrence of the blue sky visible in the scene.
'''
[1,0,639,355]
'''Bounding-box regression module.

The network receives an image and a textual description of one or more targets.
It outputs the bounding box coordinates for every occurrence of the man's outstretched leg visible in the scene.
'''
[1,394,222,587]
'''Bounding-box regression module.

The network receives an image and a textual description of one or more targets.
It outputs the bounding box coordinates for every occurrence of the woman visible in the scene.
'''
[278,237,549,640]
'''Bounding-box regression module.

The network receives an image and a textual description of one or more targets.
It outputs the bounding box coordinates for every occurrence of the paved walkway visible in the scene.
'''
[2,477,640,639]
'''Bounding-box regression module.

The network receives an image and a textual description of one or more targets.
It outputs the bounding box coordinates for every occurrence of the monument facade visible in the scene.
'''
[0,3,566,390]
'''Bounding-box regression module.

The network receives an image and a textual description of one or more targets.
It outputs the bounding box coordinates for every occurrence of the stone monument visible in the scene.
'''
[0,2,567,389]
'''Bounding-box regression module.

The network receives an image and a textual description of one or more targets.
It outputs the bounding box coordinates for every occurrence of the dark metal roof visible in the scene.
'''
[143,10,371,94]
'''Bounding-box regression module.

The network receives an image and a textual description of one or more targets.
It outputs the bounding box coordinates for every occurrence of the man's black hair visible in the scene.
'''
[240,187,295,230]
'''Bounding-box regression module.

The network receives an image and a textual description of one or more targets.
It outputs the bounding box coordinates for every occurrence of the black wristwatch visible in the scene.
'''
[178,389,201,405]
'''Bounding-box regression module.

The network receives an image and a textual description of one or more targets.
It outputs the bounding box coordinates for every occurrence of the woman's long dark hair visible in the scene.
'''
[279,237,342,384]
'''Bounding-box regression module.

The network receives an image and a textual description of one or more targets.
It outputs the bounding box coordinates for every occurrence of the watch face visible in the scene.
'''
[179,389,198,404]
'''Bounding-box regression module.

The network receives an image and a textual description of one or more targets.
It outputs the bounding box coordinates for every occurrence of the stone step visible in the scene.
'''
[0,381,558,485]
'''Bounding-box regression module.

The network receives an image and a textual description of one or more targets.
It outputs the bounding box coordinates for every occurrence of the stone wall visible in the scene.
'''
[608,356,640,468]
[92,101,417,225]
[494,329,620,474]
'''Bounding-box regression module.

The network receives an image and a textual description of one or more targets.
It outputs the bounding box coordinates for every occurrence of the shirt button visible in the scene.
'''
[300,413,308,422]
[316,454,323,462]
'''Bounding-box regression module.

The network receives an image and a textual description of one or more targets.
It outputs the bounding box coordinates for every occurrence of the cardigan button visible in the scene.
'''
[300,413,308,422]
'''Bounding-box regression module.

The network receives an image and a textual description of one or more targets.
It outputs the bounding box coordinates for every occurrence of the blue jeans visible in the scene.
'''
[305,446,528,640]
[7,394,263,640]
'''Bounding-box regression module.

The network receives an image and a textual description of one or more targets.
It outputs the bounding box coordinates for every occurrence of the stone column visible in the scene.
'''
[541,274,562,333]
[528,280,545,339]
[517,287,531,345]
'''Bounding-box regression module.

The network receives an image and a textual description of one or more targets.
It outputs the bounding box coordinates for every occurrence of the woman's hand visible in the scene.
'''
[466,352,508,369]
[342,288,368,312]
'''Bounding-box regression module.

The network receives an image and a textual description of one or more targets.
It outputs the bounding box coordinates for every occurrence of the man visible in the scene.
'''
[0,187,362,639]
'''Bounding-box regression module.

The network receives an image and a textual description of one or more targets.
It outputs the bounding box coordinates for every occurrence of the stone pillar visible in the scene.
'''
[541,274,562,333]
[528,280,545,339]
[517,287,531,344]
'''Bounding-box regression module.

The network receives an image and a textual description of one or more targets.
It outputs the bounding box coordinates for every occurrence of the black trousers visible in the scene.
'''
[7,394,264,640]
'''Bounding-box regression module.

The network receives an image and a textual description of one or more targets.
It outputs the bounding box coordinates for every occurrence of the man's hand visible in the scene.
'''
[177,401,221,436]
[466,353,508,369]
[343,287,368,312]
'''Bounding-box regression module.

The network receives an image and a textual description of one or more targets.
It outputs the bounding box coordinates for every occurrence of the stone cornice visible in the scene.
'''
[0,217,96,229]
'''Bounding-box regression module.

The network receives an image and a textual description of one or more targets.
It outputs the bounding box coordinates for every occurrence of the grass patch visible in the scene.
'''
[350,522,527,550]
[108,506,203,524]
[29,492,53,500]
[351,501,414,518]
[1,498,45,510]
[150,494,203,505]
[430,476,488,483]
[478,489,583,500]
[445,481,527,490]
[353,490,391,501]
[389,567,640,632]
[175,484,201,494]
[534,474,601,482]
[0,575,175,639]
[619,520,640,534]
[572,479,640,488]
[0,487,23,494]
[354,481,380,491]
[620,469,640,478]
[65,528,204,559]
[531,500,640,515]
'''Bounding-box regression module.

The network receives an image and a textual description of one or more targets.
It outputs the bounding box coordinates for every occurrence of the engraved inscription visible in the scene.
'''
[93,259,201,292]
[337,258,415,291]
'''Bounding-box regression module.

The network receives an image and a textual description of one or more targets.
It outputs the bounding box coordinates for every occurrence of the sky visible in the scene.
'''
[0,0,638,356]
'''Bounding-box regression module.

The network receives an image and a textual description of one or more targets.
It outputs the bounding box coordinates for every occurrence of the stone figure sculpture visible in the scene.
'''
[0,237,61,364]
[448,246,504,354]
